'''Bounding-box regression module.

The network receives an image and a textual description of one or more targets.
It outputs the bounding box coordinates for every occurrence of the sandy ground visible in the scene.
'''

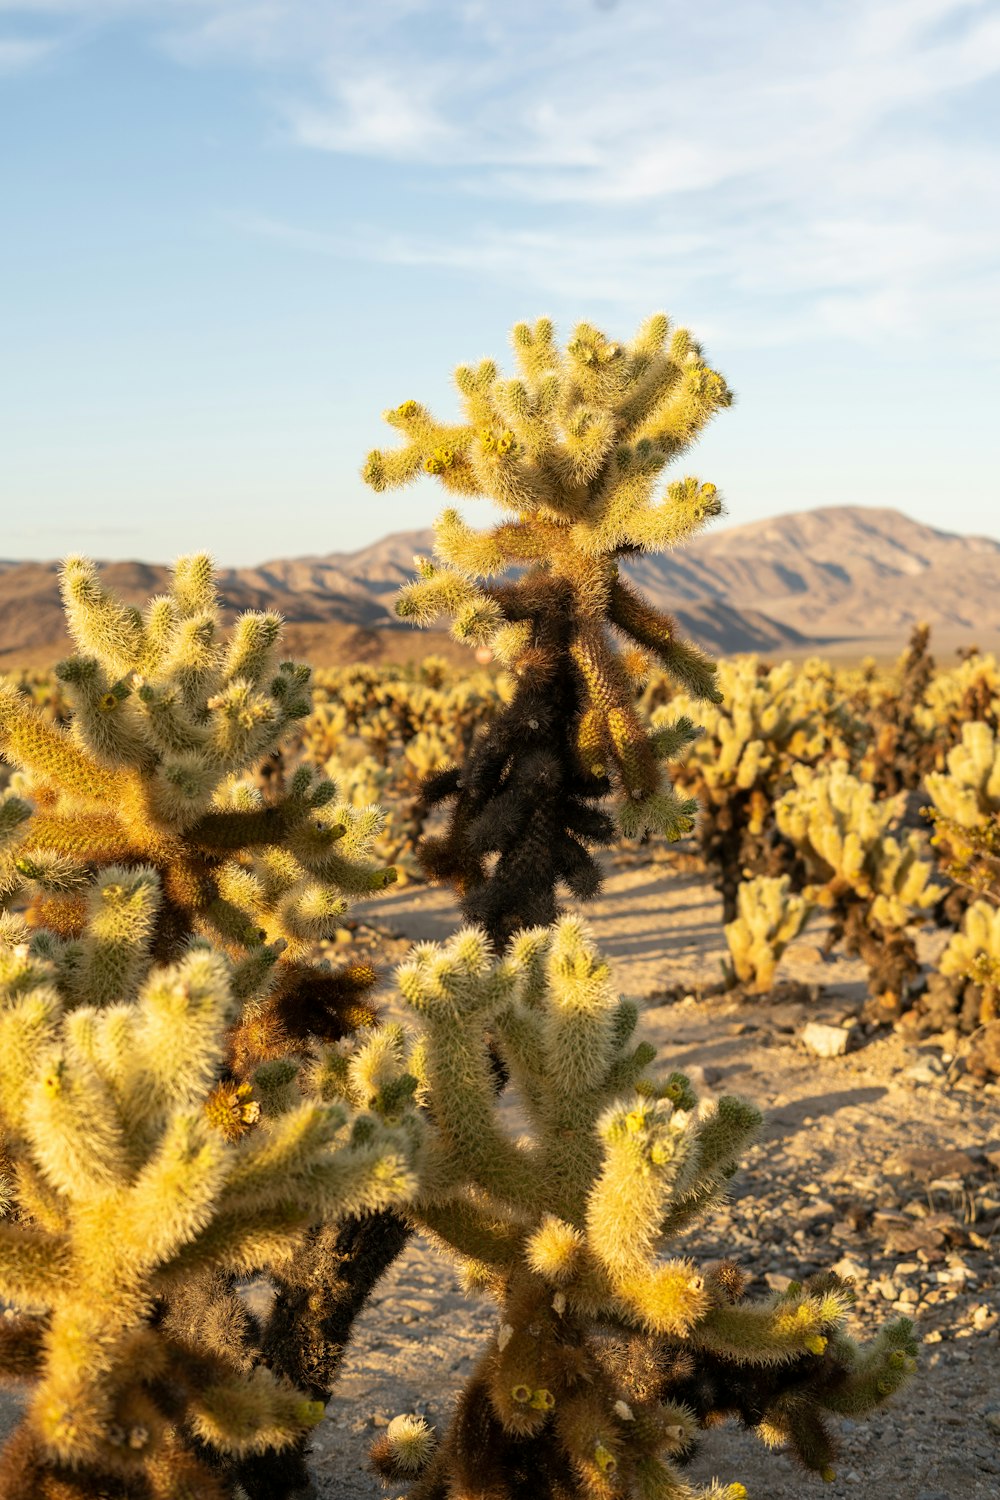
[3,854,999,1498]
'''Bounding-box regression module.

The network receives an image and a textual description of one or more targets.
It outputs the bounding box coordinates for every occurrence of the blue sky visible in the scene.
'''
[2,0,999,565]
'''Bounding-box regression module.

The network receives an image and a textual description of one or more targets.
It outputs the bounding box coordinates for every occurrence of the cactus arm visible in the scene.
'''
[0,1224,70,1305]
[0,684,119,802]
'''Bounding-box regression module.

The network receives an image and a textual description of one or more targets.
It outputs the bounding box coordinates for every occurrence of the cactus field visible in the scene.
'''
[1,315,998,1500]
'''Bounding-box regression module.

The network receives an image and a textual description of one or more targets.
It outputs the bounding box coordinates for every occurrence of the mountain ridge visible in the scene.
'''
[2,506,998,671]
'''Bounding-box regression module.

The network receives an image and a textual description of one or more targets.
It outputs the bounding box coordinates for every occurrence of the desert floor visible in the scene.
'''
[310,853,1000,1500]
[3,852,998,1498]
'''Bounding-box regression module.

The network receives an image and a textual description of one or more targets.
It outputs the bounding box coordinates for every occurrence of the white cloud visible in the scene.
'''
[3,0,999,346]
[291,72,453,157]
[0,35,53,69]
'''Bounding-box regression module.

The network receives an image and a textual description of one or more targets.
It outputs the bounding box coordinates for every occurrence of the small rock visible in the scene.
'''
[984,1411,1000,1436]
[882,1224,946,1255]
[802,1021,854,1057]
[903,1063,943,1084]
[765,1272,792,1292]
[831,1256,868,1283]
[891,1148,979,1182]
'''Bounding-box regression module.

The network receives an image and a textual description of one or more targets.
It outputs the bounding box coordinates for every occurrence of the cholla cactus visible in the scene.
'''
[0,560,418,1497]
[0,556,397,1064]
[907,899,1000,1081]
[925,721,1000,913]
[724,875,814,994]
[776,762,945,1013]
[363,313,730,943]
[939,898,1000,1024]
[0,873,413,1500]
[914,648,1000,751]
[667,656,853,920]
[925,721,1000,832]
[347,920,915,1497]
[297,665,506,880]
[856,624,938,796]
[370,1413,438,1482]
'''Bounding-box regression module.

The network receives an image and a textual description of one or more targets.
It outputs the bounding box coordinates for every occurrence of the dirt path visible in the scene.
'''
[3,856,998,1497]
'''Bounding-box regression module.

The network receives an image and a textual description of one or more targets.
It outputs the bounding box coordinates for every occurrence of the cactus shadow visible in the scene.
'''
[597,871,719,908]
[586,919,722,956]
[760,1088,888,1141]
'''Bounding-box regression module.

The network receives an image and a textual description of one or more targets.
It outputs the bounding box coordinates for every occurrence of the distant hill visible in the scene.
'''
[2,506,998,671]
[623,506,1000,647]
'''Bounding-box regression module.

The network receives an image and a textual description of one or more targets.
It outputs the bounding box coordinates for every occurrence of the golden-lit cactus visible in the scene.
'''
[342,919,916,1498]
[776,763,945,1015]
[296,664,507,879]
[369,1413,438,1483]
[0,877,414,1500]
[0,561,424,1498]
[850,625,946,797]
[925,721,1000,830]
[907,897,1000,1081]
[914,649,1000,751]
[0,557,397,1062]
[939,899,1000,1024]
[925,720,1000,909]
[723,875,814,994]
[666,656,854,920]
[363,313,731,942]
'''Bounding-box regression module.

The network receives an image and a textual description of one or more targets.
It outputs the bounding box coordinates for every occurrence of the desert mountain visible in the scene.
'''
[624,506,1000,646]
[1,507,997,671]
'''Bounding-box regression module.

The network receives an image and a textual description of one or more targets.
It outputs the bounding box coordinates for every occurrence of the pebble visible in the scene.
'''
[891,1148,979,1181]
[801,1021,854,1057]
[903,1064,942,1084]
[831,1256,869,1282]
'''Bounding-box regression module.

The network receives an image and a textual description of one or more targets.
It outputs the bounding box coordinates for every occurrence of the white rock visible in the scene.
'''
[802,1021,854,1057]
[831,1256,868,1283]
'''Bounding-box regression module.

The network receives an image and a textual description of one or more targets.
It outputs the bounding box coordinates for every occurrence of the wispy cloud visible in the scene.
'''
[4,0,999,345]
[0,32,60,71]
[213,1,1000,345]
